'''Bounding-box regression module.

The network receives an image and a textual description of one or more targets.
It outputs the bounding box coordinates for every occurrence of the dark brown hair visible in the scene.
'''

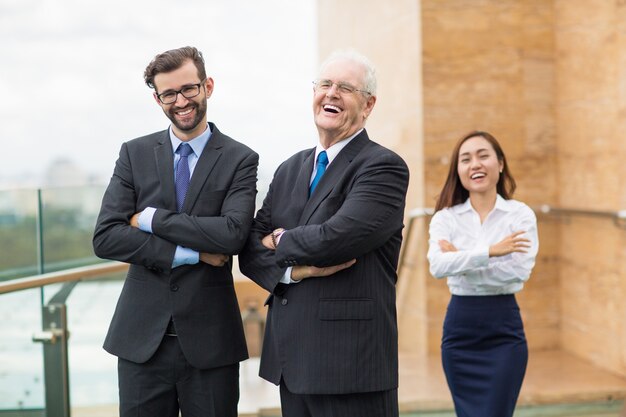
[143,46,206,91]
[434,131,516,212]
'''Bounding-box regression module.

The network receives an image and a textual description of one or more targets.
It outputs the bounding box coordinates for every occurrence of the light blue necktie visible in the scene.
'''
[309,150,329,196]
[175,143,193,212]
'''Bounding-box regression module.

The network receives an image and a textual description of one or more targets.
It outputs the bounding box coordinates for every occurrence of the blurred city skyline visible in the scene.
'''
[0,0,318,190]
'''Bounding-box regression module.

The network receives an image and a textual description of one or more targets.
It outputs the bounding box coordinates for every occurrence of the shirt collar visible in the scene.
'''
[169,123,212,156]
[453,194,513,214]
[314,128,362,165]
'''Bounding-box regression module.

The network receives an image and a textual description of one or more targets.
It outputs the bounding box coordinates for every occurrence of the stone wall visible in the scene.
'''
[554,0,626,375]
[420,0,559,354]
[317,0,626,375]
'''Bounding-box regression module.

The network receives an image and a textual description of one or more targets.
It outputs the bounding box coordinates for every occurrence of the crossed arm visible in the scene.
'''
[124,212,228,267]
[93,143,258,272]
[239,152,409,292]
[427,208,538,281]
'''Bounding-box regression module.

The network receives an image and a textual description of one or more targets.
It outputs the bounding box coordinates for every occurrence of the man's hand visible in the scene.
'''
[130,212,141,228]
[291,259,357,281]
[262,233,274,250]
[489,231,530,257]
[262,228,285,250]
[438,239,457,253]
[200,253,229,267]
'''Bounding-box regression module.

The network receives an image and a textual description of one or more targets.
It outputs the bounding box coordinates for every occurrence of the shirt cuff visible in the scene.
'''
[172,246,199,268]
[279,267,300,284]
[138,207,157,233]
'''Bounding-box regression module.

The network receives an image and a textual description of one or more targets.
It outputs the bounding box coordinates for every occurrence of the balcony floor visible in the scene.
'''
[70,349,626,417]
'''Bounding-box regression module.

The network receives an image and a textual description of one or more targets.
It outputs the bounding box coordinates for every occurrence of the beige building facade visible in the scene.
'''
[317,0,626,376]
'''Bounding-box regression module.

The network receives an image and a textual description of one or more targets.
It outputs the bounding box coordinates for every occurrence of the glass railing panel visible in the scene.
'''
[64,275,123,409]
[0,189,39,281]
[0,184,108,283]
[0,289,44,412]
[39,185,106,274]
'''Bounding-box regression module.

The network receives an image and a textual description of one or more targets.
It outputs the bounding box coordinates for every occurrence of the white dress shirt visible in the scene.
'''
[427,195,539,296]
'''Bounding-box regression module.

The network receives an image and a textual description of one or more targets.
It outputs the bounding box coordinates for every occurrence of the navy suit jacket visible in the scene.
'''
[93,123,258,369]
[239,130,409,394]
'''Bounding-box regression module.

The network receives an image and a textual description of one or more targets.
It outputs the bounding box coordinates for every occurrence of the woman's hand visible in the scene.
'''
[489,231,530,257]
[438,240,457,253]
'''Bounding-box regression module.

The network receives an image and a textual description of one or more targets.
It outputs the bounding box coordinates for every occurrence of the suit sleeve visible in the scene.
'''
[92,143,177,273]
[274,152,409,267]
[238,176,289,294]
[149,150,259,255]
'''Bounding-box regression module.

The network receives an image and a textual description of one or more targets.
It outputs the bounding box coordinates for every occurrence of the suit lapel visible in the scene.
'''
[183,125,223,212]
[292,148,315,201]
[154,131,177,211]
[299,130,370,225]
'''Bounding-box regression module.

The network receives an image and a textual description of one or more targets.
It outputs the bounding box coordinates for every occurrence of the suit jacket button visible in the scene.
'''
[281,299,288,306]
[170,284,179,292]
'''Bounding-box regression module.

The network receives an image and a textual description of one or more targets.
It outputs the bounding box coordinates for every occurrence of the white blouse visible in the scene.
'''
[427,195,539,296]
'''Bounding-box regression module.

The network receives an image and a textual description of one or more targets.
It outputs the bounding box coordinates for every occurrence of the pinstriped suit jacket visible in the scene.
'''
[239,130,409,394]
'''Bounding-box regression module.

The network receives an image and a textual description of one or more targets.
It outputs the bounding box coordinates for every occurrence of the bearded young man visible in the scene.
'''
[93,46,258,417]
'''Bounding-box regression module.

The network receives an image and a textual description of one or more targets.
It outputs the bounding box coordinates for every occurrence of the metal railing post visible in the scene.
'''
[33,303,71,417]
[32,283,78,417]
[36,188,45,307]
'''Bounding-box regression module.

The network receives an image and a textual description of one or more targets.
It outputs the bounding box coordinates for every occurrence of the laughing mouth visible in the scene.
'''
[175,107,194,117]
[471,173,486,179]
[323,104,342,114]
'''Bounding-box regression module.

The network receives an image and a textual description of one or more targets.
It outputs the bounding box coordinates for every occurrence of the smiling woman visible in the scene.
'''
[427,130,539,417]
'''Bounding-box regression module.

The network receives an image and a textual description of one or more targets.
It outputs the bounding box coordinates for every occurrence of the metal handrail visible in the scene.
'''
[397,208,433,273]
[398,204,626,274]
[537,205,626,226]
[0,261,128,295]
[407,205,626,221]
[0,261,128,417]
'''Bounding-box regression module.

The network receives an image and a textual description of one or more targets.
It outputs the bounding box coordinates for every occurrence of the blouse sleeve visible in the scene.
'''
[477,205,538,283]
[427,209,490,279]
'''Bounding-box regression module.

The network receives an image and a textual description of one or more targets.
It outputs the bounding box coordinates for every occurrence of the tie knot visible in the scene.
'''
[317,151,328,166]
[178,143,194,157]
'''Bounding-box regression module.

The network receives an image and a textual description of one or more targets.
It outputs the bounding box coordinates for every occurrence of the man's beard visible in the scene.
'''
[166,99,207,132]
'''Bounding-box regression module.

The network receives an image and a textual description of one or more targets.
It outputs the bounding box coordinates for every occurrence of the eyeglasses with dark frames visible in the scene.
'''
[156,79,206,104]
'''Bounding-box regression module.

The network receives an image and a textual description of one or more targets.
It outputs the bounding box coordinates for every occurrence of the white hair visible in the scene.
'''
[318,49,377,96]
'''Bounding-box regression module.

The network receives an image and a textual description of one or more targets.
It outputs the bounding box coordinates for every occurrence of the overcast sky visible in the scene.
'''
[0,0,318,188]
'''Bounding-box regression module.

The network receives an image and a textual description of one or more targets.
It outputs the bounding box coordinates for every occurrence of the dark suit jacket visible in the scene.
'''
[93,123,258,370]
[239,130,409,394]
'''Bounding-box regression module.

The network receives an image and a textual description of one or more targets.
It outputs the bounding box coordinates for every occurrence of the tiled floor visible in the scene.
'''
[3,280,626,416]
[399,350,626,412]
[70,351,626,416]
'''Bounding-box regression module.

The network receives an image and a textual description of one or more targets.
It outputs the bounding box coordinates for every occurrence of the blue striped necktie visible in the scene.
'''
[309,150,328,196]
[175,143,193,212]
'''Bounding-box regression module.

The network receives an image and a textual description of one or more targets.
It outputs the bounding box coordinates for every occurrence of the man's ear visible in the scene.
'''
[204,77,215,99]
[363,95,376,119]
